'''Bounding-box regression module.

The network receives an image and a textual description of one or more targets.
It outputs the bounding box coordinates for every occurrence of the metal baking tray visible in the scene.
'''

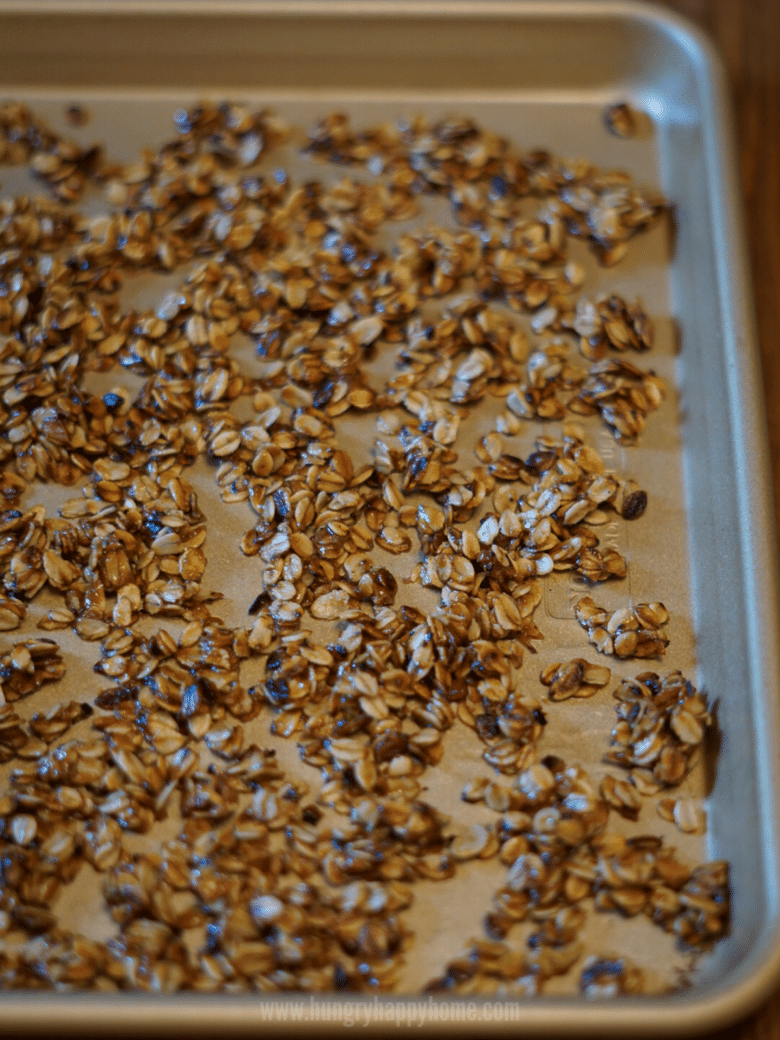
[1,0,779,1034]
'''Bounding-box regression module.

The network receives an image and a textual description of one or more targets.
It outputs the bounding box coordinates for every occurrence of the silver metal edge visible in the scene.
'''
[605,3,780,1034]
[0,1,778,1034]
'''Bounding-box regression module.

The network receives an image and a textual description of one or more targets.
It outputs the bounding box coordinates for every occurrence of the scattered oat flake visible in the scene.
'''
[0,99,724,999]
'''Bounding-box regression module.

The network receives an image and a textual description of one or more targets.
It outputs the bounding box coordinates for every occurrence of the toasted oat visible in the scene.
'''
[0,98,723,1000]
[605,671,710,787]
[575,596,669,658]
[604,102,639,139]
[0,597,26,631]
[569,359,665,441]
[562,293,653,361]
[580,955,645,998]
[540,659,611,701]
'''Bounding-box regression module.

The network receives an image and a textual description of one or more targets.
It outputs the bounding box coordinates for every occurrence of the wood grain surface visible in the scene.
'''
[658,1,780,1038]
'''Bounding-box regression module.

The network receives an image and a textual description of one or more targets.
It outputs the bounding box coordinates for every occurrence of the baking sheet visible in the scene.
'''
[0,2,779,1035]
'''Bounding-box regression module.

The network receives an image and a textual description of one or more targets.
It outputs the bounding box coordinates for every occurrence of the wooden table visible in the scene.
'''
[659,1,780,1037]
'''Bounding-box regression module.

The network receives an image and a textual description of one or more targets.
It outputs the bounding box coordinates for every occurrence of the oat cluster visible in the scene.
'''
[575,596,670,658]
[0,101,726,996]
[435,762,726,995]
[539,658,611,702]
[606,671,711,790]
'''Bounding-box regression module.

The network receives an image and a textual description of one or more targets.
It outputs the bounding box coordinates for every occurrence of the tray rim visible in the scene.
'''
[0,0,779,1034]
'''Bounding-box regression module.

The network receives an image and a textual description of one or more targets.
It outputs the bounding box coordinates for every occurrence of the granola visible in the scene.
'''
[0,101,724,998]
